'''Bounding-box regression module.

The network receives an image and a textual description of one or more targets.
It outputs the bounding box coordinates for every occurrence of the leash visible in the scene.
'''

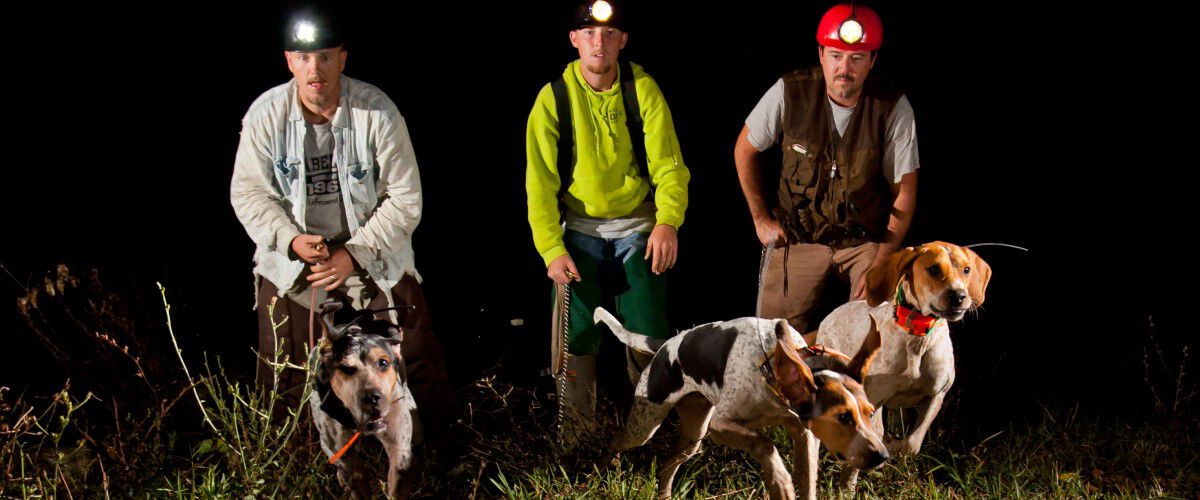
[756,238,779,317]
[309,289,318,353]
[307,238,329,353]
[552,280,572,444]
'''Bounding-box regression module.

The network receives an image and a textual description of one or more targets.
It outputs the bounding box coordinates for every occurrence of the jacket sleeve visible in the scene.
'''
[525,84,569,267]
[230,111,302,257]
[344,105,423,267]
[636,71,690,229]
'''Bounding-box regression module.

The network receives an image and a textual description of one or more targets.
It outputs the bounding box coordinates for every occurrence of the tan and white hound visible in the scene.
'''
[809,241,992,491]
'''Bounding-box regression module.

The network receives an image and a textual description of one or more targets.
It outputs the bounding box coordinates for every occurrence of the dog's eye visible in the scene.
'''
[963,266,971,275]
[337,365,358,375]
[377,358,390,370]
[838,411,854,425]
[926,265,942,277]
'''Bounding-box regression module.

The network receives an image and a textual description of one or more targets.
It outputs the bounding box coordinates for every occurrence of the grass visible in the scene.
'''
[463,383,1198,499]
[3,266,1198,498]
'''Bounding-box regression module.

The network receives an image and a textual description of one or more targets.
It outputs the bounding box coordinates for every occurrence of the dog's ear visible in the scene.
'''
[317,298,344,342]
[385,325,403,346]
[963,246,992,308]
[772,320,817,404]
[844,316,882,383]
[865,246,922,307]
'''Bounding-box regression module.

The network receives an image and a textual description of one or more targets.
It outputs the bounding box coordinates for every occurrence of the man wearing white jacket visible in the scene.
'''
[230,10,456,448]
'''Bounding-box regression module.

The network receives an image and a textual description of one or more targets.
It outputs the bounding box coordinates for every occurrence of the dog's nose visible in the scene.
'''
[865,449,889,469]
[946,289,967,307]
[363,391,382,405]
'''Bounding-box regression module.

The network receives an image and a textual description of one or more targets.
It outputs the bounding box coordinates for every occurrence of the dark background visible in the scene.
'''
[2,1,1190,432]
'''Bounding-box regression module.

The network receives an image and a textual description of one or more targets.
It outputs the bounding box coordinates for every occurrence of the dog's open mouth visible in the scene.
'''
[932,306,967,320]
[363,416,387,433]
[943,308,967,319]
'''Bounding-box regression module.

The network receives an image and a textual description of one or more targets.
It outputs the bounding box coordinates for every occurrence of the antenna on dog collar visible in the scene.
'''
[965,242,1030,252]
[349,304,416,321]
[338,304,418,330]
[318,301,417,343]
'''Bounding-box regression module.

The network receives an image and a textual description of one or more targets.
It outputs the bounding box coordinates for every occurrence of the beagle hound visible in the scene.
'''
[595,307,888,500]
[810,241,992,491]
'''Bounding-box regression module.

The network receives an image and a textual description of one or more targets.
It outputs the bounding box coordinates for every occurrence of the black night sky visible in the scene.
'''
[2,0,1189,432]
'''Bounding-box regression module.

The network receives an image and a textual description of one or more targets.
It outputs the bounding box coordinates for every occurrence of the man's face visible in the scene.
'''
[284,47,347,109]
[818,46,875,105]
[569,26,628,77]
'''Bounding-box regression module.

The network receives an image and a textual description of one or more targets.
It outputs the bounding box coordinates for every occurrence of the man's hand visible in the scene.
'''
[307,247,355,291]
[753,215,787,247]
[547,254,582,285]
[854,244,898,300]
[645,224,678,275]
[291,234,330,264]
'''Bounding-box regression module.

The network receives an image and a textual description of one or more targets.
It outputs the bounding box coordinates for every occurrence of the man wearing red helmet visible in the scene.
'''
[734,3,919,333]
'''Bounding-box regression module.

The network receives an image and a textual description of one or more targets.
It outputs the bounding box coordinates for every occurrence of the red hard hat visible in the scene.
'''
[816,3,883,51]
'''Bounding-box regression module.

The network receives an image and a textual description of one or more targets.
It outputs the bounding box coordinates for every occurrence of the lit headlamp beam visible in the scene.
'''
[591,1,613,22]
[294,20,317,44]
[838,18,863,45]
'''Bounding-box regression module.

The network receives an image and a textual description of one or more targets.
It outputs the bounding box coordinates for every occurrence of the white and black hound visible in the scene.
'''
[596,307,888,500]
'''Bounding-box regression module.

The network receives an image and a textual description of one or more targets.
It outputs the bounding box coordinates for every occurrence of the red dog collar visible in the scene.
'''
[894,281,942,337]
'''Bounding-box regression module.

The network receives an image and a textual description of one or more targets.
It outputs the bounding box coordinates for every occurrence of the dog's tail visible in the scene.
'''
[593,307,665,355]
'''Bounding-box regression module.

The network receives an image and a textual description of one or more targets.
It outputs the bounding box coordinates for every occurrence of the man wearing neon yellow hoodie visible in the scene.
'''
[526,0,690,444]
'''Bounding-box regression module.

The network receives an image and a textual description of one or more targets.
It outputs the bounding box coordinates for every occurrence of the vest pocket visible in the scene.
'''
[780,142,820,241]
[782,142,818,191]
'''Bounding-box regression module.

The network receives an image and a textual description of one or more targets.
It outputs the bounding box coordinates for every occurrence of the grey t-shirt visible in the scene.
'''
[304,121,349,240]
[744,78,920,184]
[289,121,366,309]
[564,199,656,240]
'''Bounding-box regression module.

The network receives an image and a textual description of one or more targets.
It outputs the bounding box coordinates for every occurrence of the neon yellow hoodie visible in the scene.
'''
[526,61,690,266]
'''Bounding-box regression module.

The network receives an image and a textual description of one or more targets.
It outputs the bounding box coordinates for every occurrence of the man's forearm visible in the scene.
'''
[734,126,772,221]
[880,172,918,253]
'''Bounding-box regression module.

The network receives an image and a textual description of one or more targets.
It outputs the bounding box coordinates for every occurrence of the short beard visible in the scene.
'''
[585,61,615,78]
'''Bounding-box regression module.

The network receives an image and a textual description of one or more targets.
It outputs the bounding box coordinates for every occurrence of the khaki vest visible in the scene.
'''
[776,67,900,248]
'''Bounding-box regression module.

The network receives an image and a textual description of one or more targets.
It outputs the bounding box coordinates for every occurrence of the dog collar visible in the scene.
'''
[893,281,943,337]
[759,343,829,405]
[759,354,785,401]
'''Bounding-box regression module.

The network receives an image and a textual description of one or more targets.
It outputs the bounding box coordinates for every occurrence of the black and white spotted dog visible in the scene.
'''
[310,299,418,499]
[595,307,888,500]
